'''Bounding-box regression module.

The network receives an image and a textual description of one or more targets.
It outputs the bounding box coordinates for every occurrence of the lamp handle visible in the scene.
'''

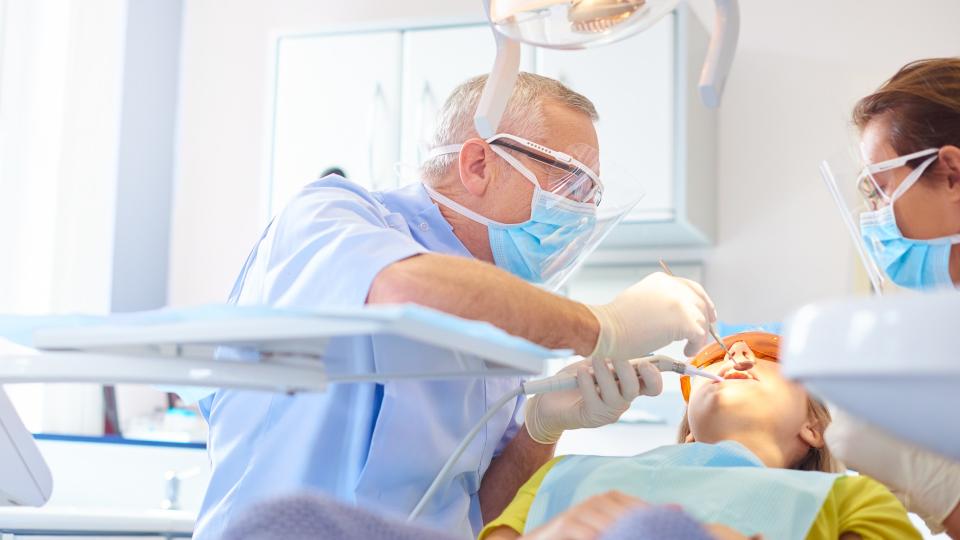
[698,0,740,108]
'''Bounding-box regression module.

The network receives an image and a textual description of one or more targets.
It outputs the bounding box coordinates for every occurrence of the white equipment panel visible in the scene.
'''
[0,304,568,394]
[781,291,960,461]
[0,387,53,507]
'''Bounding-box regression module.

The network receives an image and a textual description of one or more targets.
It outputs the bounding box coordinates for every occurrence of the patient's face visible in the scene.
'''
[686,343,811,456]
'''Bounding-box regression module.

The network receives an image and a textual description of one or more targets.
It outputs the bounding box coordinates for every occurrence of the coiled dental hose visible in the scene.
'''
[407,355,721,521]
[407,385,523,521]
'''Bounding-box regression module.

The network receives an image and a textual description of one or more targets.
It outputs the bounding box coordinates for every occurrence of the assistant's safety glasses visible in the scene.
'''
[856,147,940,209]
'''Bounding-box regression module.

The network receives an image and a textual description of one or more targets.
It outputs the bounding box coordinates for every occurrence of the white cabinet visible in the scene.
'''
[266,9,716,246]
[537,5,716,247]
[399,25,535,181]
[268,31,402,214]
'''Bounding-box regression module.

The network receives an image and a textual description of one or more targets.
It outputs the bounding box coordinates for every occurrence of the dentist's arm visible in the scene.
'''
[368,253,715,358]
[368,253,598,354]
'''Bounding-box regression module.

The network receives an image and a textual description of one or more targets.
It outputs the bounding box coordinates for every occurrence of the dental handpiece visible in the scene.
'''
[521,355,722,395]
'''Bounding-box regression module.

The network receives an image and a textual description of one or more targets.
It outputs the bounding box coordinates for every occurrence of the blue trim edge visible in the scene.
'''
[33,433,206,450]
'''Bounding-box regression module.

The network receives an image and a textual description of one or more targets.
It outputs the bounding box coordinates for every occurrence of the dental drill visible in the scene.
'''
[521,355,722,395]
[408,355,721,521]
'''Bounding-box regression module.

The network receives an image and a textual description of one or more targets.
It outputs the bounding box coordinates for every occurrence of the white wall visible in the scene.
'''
[169,0,960,324]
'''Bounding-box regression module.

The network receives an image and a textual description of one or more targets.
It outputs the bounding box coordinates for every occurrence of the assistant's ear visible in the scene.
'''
[684,432,696,443]
[939,145,960,202]
[458,139,496,197]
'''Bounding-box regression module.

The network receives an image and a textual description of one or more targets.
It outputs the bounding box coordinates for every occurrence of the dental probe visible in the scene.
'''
[658,259,731,356]
[521,355,722,395]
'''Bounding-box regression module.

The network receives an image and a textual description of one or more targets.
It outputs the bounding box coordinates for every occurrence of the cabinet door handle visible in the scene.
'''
[417,81,438,164]
[367,82,389,189]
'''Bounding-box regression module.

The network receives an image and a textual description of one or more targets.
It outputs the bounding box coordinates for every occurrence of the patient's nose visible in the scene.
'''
[726,341,756,371]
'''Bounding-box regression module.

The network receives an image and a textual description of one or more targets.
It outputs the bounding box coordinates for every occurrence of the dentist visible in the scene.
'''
[193,73,717,539]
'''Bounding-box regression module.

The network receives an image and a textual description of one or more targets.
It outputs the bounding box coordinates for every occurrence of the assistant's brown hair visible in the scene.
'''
[853,58,960,169]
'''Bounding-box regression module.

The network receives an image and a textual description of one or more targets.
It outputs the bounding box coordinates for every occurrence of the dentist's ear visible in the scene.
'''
[458,139,497,197]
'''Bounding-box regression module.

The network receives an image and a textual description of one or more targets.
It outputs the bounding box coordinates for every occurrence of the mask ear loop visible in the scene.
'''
[489,145,541,191]
[421,143,541,227]
[889,155,939,202]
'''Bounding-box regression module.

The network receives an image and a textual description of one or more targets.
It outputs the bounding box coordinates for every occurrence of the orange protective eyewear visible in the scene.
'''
[679,331,781,402]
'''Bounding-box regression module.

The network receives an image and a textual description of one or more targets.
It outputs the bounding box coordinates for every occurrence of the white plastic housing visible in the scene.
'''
[0,388,53,506]
[781,291,960,461]
[476,0,740,135]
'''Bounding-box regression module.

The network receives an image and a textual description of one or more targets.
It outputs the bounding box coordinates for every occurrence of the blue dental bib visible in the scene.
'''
[526,441,839,539]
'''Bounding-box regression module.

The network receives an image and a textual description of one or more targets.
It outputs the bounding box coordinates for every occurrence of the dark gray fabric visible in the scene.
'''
[221,492,455,540]
[601,506,716,540]
[222,492,716,540]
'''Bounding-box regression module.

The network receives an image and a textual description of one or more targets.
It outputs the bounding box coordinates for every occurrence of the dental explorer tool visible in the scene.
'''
[658,259,731,356]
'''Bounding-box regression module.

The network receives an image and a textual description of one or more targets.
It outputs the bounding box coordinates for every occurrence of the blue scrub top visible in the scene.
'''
[193,178,525,539]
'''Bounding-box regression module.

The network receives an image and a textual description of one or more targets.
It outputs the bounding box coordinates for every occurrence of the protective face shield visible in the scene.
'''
[424,133,643,290]
[679,331,780,402]
[822,145,960,293]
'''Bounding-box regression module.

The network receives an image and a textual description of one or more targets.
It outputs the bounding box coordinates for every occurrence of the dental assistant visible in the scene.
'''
[193,73,718,539]
[824,57,960,538]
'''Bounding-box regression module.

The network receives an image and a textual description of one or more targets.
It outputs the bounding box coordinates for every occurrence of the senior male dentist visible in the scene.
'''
[193,73,718,539]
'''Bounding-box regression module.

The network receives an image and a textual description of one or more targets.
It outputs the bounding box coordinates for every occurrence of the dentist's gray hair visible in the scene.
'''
[420,72,598,186]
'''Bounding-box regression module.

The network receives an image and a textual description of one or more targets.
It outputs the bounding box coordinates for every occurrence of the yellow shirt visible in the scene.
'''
[480,457,920,540]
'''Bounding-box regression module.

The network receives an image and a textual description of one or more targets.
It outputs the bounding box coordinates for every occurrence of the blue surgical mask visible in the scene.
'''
[424,145,598,285]
[860,204,960,290]
[859,154,960,290]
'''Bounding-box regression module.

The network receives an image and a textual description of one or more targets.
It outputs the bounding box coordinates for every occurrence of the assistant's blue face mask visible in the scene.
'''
[859,154,960,291]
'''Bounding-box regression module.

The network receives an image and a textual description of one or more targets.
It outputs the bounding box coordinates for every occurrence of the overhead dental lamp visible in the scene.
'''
[475,0,740,136]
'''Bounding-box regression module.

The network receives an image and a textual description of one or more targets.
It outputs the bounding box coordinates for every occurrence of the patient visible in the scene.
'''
[481,332,920,540]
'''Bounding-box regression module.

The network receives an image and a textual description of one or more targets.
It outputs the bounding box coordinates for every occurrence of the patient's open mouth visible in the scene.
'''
[718,366,758,382]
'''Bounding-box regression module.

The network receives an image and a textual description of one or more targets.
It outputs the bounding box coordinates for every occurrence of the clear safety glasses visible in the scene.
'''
[486,133,604,205]
[822,144,941,294]
[856,147,941,210]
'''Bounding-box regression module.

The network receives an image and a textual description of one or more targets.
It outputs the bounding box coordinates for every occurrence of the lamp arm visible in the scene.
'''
[474,0,522,137]
[698,0,739,108]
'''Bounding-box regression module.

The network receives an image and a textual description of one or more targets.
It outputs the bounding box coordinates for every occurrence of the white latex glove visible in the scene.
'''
[588,272,717,360]
[826,407,960,533]
[525,356,663,444]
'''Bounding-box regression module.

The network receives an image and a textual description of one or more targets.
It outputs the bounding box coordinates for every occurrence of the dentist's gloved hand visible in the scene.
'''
[826,408,960,533]
[525,356,663,445]
[587,272,717,360]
